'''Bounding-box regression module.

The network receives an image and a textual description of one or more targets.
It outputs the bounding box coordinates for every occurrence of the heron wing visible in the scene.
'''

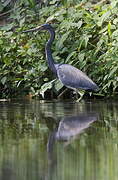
[57,64,98,90]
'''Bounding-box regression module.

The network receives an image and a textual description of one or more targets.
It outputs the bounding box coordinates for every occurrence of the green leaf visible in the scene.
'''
[97,11,111,27]
[78,53,85,62]
[65,51,76,63]
[2,0,11,7]
[108,21,111,37]
[54,79,63,92]
[46,9,66,23]
[71,21,83,29]
[111,0,117,8]
[20,18,25,27]
[0,2,4,11]
[0,40,3,45]
[57,31,70,49]
[1,76,7,85]
[39,64,48,72]
[3,56,11,65]
[40,79,56,98]
[84,35,91,48]
[108,66,118,78]
[27,0,35,7]
[112,30,118,38]
[0,24,14,31]
[113,18,118,25]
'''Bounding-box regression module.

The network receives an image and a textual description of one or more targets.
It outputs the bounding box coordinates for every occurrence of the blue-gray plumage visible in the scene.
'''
[23,24,99,99]
[56,64,98,90]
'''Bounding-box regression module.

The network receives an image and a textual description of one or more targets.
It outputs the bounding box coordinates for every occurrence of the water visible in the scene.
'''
[0,99,118,180]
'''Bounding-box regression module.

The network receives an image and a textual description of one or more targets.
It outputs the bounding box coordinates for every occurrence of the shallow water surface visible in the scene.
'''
[0,99,118,180]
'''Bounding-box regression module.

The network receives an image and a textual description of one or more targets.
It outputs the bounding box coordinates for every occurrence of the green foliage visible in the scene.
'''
[0,0,118,98]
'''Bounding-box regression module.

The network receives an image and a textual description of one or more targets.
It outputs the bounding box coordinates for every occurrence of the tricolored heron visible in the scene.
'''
[23,24,99,100]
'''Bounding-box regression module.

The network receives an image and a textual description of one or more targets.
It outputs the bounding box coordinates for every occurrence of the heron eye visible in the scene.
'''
[60,74,65,78]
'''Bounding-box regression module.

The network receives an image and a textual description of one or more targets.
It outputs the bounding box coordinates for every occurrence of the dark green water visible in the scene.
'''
[0,99,118,180]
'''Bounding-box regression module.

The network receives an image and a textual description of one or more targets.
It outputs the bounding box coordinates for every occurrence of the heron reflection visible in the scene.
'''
[48,113,98,143]
[47,112,98,154]
[46,113,98,180]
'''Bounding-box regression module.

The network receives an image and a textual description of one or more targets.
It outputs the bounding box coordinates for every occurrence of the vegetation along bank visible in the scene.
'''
[0,0,118,99]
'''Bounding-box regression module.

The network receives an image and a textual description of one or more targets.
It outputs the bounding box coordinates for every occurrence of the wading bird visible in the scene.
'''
[23,24,99,100]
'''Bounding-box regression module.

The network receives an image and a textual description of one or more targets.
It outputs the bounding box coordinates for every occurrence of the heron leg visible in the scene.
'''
[57,88,68,99]
[76,89,85,102]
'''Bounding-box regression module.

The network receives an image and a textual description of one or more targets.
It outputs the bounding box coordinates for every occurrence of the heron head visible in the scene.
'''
[22,24,53,33]
[39,24,52,30]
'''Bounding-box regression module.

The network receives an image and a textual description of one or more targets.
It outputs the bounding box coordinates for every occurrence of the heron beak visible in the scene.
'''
[22,25,43,33]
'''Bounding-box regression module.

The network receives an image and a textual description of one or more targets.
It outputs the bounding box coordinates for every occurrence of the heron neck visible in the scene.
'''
[45,28,57,75]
